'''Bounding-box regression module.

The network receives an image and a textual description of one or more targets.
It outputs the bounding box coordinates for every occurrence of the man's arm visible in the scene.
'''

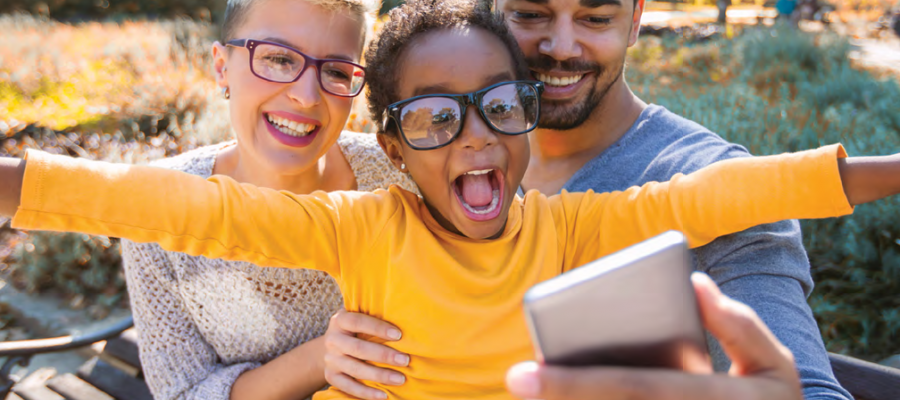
[0,157,24,217]
[696,222,853,399]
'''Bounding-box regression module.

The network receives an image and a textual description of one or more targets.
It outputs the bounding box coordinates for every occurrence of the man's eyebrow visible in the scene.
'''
[581,0,622,7]
[262,37,354,61]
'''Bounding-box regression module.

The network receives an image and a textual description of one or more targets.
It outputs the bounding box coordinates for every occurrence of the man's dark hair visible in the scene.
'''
[365,0,531,135]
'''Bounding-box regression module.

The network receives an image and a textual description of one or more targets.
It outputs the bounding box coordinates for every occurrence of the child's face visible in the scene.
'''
[381,28,530,239]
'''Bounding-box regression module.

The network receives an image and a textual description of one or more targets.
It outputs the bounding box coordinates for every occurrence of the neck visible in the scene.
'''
[522,77,646,194]
[531,78,646,161]
[216,144,341,195]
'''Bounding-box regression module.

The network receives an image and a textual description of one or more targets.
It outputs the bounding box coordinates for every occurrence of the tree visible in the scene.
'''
[717,0,732,24]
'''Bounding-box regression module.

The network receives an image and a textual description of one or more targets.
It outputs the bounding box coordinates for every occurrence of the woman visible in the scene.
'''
[119,0,413,398]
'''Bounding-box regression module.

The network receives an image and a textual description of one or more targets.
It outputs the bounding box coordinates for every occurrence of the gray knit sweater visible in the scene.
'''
[121,131,417,400]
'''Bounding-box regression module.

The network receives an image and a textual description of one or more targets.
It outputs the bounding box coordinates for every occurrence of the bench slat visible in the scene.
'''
[46,374,113,400]
[76,358,151,400]
[101,330,140,372]
[829,353,900,400]
[11,368,65,400]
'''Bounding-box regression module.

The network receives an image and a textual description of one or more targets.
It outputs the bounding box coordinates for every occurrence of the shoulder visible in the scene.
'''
[631,105,752,175]
[337,131,419,194]
[149,141,234,177]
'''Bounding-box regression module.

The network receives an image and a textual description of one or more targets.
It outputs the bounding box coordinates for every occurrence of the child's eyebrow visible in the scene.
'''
[411,72,515,97]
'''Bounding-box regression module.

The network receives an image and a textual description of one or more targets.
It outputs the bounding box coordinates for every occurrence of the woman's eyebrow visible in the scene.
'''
[261,37,354,61]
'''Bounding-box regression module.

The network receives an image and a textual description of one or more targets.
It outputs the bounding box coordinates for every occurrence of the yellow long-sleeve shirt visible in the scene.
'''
[13,144,853,400]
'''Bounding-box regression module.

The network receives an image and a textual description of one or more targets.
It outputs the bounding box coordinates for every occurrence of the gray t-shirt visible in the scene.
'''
[552,104,850,399]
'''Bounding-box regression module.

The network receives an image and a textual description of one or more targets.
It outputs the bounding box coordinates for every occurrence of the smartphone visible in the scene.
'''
[523,231,709,371]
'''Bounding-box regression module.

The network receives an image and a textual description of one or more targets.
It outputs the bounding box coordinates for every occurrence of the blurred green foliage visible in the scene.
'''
[8,232,124,308]
[628,26,900,360]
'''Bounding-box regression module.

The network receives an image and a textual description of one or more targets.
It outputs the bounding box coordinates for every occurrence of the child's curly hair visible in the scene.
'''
[365,0,531,135]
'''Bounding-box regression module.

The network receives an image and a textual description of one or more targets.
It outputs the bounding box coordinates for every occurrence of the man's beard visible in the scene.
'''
[526,55,621,131]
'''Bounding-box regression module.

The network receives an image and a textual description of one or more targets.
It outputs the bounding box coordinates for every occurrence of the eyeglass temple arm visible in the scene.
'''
[225,39,247,47]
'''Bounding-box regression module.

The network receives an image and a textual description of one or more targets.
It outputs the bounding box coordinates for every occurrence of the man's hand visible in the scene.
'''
[324,309,410,400]
[505,273,803,400]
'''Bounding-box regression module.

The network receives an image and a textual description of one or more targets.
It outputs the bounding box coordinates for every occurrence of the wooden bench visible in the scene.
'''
[2,315,899,399]
[1,316,152,400]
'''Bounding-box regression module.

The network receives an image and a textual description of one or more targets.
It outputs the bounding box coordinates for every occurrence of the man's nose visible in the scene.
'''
[539,19,583,61]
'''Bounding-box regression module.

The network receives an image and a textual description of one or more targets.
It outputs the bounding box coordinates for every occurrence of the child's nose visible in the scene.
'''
[456,105,498,151]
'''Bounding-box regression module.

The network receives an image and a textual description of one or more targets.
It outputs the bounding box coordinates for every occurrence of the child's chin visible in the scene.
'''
[460,218,507,240]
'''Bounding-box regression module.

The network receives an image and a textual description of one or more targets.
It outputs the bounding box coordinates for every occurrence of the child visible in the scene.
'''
[0,1,898,399]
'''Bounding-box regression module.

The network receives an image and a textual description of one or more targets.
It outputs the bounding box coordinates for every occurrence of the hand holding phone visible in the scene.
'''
[523,231,710,371]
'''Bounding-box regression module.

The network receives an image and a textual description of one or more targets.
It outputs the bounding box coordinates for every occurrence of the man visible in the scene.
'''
[491,0,851,398]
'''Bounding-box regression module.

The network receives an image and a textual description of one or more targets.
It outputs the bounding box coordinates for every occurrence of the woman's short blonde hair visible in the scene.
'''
[221,0,379,43]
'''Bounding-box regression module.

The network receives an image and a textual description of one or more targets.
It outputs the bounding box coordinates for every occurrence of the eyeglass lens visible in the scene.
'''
[398,83,539,149]
[251,42,365,96]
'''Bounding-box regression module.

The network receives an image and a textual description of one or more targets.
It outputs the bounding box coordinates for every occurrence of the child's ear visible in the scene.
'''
[377,133,406,172]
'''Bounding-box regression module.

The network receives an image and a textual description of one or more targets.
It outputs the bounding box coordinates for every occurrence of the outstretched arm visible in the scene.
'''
[561,145,900,262]
[0,157,25,217]
[3,151,398,278]
[838,155,900,205]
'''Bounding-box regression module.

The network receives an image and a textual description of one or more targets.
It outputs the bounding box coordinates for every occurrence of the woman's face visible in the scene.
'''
[213,0,365,174]
[381,28,530,240]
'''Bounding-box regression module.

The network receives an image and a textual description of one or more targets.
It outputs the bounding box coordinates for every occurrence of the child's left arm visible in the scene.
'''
[838,153,900,205]
[560,144,900,261]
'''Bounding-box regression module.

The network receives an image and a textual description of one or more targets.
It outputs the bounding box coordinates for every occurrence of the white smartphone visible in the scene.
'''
[523,231,709,370]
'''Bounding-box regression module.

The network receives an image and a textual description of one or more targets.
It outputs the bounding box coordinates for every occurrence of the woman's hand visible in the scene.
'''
[324,309,410,400]
[505,273,803,400]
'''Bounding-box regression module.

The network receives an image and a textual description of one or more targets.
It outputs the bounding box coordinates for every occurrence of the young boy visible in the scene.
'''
[0,1,898,399]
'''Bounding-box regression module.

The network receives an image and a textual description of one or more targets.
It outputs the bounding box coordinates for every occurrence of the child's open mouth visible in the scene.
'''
[452,168,504,222]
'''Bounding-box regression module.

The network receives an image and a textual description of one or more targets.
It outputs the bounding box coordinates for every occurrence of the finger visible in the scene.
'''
[333,310,403,341]
[326,371,388,400]
[506,362,796,400]
[328,332,410,367]
[326,352,406,386]
[691,273,797,380]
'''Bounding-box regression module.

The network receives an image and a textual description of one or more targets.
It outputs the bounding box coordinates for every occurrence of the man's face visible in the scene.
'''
[496,0,642,130]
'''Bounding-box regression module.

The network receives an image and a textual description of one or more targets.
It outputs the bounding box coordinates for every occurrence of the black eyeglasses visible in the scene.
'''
[382,80,544,151]
[226,39,366,97]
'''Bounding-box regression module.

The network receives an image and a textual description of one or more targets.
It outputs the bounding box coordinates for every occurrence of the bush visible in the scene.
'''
[0,16,232,315]
[628,26,900,361]
[5,232,125,307]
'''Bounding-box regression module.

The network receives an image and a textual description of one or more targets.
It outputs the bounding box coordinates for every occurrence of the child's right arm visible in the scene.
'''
[0,151,400,279]
[0,156,25,218]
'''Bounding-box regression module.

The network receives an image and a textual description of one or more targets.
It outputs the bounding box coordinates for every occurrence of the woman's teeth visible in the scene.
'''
[267,115,316,137]
[461,189,501,215]
[536,73,585,87]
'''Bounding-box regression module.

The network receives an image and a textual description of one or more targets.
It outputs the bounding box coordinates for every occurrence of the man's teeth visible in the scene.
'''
[461,189,501,215]
[465,169,494,176]
[266,115,316,137]
[536,73,585,87]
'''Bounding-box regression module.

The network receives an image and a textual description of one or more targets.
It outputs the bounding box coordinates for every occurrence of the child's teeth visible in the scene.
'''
[466,169,493,176]
[461,189,500,215]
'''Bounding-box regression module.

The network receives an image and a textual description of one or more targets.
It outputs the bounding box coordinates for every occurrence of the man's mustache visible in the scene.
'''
[524,56,603,73]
